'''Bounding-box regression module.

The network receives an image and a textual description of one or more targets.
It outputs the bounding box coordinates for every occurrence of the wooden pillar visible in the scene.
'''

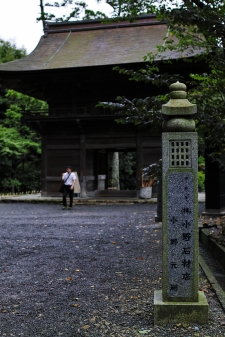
[97,150,107,175]
[136,127,143,197]
[205,147,225,212]
[41,135,47,196]
[80,133,87,198]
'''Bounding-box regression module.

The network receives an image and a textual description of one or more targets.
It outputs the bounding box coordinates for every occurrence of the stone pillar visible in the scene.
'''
[154,82,208,325]
[98,175,106,190]
[112,152,120,190]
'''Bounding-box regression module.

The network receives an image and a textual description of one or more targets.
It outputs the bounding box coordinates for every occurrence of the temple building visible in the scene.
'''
[0,15,201,197]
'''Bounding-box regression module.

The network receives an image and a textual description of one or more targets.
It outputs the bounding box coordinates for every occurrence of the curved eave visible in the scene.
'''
[0,21,170,73]
[0,17,204,101]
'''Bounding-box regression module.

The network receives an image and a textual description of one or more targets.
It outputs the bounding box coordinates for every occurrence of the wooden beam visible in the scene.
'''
[41,135,48,196]
[136,128,143,197]
[80,133,87,198]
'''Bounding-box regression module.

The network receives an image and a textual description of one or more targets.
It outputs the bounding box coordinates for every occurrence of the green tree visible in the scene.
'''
[0,90,48,193]
[37,0,108,28]
[105,0,156,21]
[156,0,225,156]
[0,40,26,117]
[97,1,225,161]
[119,152,136,190]
[0,39,26,63]
[0,39,48,193]
[37,0,157,28]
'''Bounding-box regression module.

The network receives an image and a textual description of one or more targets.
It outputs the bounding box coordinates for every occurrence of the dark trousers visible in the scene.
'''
[63,185,74,207]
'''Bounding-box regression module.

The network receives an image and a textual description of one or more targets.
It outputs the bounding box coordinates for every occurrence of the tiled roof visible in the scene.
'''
[0,16,174,72]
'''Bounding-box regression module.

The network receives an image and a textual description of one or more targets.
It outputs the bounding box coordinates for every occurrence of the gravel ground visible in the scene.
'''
[0,203,224,337]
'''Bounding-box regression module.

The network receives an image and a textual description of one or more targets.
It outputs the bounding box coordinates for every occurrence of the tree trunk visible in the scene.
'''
[39,0,45,31]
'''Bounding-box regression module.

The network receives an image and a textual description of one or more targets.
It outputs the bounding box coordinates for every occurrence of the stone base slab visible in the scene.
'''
[154,290,208,325]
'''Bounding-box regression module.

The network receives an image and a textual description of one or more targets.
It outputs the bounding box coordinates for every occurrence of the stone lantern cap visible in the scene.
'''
[162,81,197,116]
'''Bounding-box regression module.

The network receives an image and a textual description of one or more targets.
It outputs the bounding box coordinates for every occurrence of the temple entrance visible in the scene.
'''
[107,151,136,191]
[90,149,137,197]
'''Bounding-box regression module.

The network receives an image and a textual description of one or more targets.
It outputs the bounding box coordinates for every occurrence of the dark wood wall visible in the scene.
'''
[40,117,161,196]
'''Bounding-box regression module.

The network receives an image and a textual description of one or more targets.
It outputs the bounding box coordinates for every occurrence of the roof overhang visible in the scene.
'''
[0,15,204,100]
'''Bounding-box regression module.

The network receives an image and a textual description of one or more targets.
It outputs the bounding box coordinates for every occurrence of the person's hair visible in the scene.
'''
[66,166,72,169]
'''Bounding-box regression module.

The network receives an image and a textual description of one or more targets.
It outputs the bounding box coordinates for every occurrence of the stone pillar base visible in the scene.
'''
[154,290,208,326]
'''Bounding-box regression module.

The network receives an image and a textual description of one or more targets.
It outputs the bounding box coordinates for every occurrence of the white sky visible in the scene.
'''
[0,0,112,54]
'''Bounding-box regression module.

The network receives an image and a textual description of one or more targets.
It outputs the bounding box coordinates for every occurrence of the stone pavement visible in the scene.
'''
[0,202,224,337]
[0,193,225,337]
[0,192,206,204]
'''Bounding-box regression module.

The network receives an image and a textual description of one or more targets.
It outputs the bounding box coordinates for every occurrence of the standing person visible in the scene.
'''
[61,166,76,210]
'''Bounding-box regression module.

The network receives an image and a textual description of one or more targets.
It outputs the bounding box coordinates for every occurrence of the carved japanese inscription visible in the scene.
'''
[167,171,194,298]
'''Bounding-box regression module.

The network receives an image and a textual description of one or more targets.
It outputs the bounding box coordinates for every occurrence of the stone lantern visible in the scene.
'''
[154,82,208,325]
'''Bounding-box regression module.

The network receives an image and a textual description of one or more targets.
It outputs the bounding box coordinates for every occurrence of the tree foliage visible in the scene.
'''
[37,0,158,27]
[0,40,48,193]
[0,90,48,193]
[97,1,225,160]
[0,40,27,118]
[37,0,108,27]
[105,0,156,21]
[0,39,26,63]
[156,0,225,156]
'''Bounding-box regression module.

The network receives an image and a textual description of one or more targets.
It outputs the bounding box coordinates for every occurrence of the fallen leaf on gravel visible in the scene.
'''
[75,269,80,272]
[73,304,79,307]
[199,287,208,293]
[139,330,152,334]
[138,257,144,260]
[112,242,116,244]
[81,325,90,330]
[66,277,72,281]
